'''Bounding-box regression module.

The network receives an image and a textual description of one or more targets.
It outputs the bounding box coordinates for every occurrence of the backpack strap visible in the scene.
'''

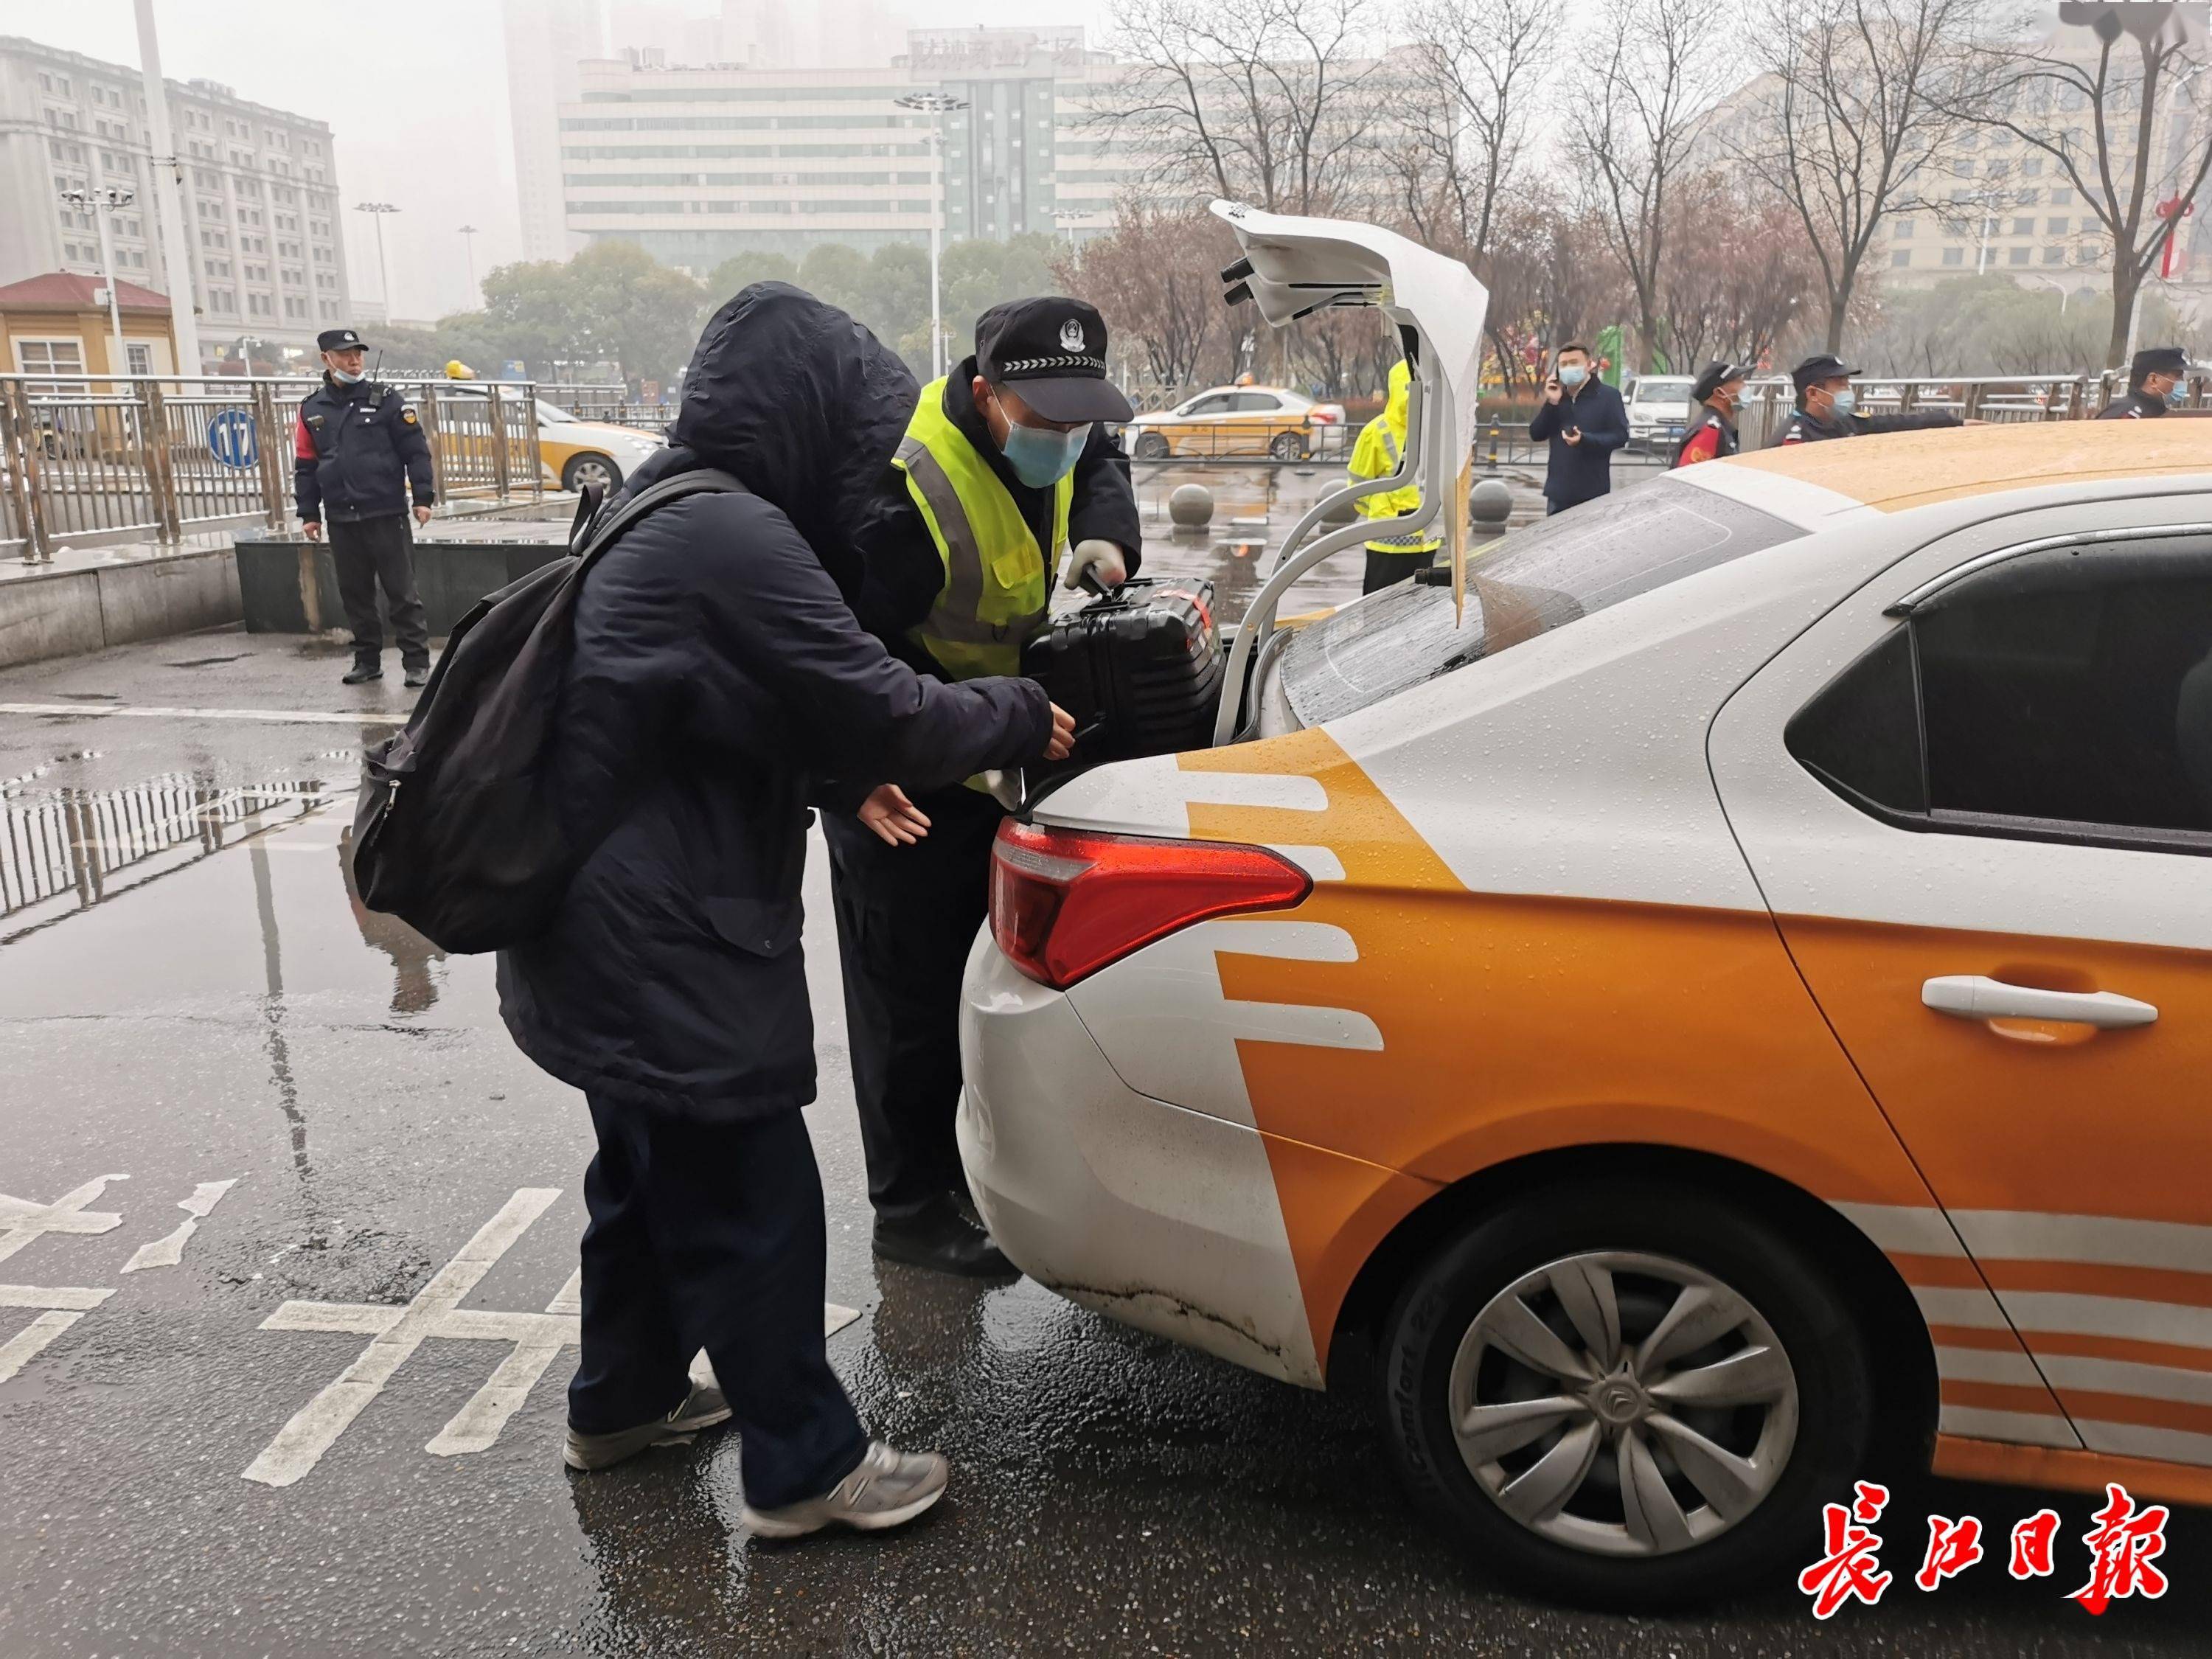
[574,468,747,567]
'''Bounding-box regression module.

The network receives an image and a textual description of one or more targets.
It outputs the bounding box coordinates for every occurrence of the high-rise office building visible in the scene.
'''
[0,34,354,365]
[554,27,1137,269]
[505,0,606,262]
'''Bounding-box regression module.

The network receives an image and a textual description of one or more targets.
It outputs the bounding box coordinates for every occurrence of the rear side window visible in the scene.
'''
[1785,535,2212,849]
[1279,479,1804,726]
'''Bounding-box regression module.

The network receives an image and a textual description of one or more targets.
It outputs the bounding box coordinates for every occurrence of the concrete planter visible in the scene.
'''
[0,548,242,670]
[236,532,568,636]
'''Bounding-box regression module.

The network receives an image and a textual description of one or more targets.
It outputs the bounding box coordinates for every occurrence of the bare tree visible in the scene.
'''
[1052,200,1244,394]
[1726,0,1997,353]
[1096,0,1388,215]
[1658,173,1825,368]
[1573,0,1732,372]
[1391,0,1565,262]
[1950,3,2212,366]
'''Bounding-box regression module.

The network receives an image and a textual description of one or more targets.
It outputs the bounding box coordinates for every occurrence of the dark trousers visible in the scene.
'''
[1363,547,1436,594]
[570,1098,866,1511]
[329,513,429,669]
[824,782,1004,1225]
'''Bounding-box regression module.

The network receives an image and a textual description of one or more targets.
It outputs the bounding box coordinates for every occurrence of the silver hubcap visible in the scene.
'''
[1447,1250,1798,1558]
[571,457,615,490]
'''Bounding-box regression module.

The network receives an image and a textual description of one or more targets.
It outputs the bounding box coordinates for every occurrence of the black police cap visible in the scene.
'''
[1790,353,1860,391]
[975,297,1133,424]
[317,327,367,352]
[1691,361,1745,402]
[2130,346,2188,383]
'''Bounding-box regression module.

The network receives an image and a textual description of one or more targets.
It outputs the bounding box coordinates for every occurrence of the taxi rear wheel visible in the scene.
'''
[1376,1181,1873,1609]
[1133,431,1171,459]
[1268,431,1307,460]
[562,453,621,494]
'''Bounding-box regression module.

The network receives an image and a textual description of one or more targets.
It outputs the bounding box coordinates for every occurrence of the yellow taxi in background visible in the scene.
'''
[1124,385,1348,460]
[532,399,664,494]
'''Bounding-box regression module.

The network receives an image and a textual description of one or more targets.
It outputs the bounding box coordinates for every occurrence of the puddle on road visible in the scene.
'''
[0,769,335,942]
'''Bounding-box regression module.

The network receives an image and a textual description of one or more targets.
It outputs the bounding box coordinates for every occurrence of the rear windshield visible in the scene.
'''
[1278,479,1804,726]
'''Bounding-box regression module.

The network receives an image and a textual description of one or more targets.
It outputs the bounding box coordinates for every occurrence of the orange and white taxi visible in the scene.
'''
[959,420,2212,1607]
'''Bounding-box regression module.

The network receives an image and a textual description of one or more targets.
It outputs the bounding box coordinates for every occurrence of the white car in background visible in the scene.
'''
[1624,375,1696,455]
[1123,385,1350,461]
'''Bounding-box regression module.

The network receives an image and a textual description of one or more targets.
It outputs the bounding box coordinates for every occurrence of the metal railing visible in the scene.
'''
[0,375,548,563]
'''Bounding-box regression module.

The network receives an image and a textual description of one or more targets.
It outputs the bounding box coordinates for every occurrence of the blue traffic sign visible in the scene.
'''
[206,409,258,469]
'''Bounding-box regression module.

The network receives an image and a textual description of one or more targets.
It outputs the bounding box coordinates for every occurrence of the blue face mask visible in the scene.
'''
[999,417,1090,488]
[1827,387,1857,420]
[332,366,364,386]
[1558,364,1587,388]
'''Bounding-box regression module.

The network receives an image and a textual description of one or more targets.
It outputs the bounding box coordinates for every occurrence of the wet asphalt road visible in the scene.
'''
[1,527,2208,1654]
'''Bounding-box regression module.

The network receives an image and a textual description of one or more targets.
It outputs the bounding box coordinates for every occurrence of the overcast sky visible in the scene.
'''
[22,0,1118,321]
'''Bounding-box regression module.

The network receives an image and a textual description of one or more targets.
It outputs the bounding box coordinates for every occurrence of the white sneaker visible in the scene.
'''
[741,1441,950,1540]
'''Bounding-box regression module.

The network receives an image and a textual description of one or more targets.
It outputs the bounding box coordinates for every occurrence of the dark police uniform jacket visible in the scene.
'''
[1672,406,1738,467]
[2096,390,2169,421]
[1769,406,1963,446]
[293,377,435,524]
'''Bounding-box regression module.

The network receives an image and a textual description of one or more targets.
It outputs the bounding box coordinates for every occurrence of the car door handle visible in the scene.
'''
[1922,975,2159,1029]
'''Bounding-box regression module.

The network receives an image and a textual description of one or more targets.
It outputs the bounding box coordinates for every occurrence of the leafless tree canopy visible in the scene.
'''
[1096,0,1389,215]
[1572,0,1732,370]
[1729,0,1997,352]
[1948,2,2212,365]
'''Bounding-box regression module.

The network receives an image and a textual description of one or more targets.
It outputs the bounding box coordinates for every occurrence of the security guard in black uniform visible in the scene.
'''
[293,327,434,686]
[835,297,1141,1275]
[1770,353,1964,446]
[1672,361,1745,467]
[2097,346,2191,420]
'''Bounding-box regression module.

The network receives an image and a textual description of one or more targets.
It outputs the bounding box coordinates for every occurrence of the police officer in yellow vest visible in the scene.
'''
[831,296,1140,1276]
[1346,359,1444,594]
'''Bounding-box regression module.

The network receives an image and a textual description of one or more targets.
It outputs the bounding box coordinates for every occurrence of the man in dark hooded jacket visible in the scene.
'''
[496,285,1074,1539]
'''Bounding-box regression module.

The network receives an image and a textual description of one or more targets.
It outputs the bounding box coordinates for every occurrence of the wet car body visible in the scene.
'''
[960,421,2212,1606]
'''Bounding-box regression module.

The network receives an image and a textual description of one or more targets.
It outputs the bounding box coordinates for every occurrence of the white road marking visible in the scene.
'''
[0,703,402,727]
[244,1188,562,1487]
[0,1174,128,1267]
[0,1284,114,1385]
[247,1188,872,1481]
[122,1178,237,1273]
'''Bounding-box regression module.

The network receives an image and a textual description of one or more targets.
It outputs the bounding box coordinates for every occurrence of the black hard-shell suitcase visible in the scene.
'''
[1021,577,1224,764]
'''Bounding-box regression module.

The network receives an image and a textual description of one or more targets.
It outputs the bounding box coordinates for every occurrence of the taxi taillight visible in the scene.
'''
[988,820,1312,990]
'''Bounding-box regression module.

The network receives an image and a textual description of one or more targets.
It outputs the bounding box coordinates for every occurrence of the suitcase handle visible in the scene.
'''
[1077,568,1116,599]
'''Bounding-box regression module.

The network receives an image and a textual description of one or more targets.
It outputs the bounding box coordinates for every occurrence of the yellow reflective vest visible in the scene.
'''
[894,377,1071,681]
[1346,361,1441,555]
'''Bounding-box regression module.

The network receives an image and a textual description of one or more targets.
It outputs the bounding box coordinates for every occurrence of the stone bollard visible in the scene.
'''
[1168,482,1214,529]
[1469,477,1513,535]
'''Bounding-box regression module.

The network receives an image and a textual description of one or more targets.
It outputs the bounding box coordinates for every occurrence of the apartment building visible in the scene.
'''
[556,27,1135,268]
[0,35,355,367]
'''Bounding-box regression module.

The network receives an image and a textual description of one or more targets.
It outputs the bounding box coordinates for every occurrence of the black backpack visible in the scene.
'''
[348,467,745,953]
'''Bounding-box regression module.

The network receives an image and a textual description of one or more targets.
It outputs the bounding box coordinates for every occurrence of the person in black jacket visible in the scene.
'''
[1672,361,1745,467]
[1526,342,1628,513]
[292,327,436,686]
[830,300,1142,1279]
[2096,346,2191,420]
[1770,354,1965,445]
[496,286,1074,1540]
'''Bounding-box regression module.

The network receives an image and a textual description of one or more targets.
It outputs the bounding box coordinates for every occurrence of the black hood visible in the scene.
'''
[660,282,919,598]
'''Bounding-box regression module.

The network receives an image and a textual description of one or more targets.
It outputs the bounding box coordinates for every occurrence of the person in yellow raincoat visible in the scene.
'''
[1345,359,1444,594]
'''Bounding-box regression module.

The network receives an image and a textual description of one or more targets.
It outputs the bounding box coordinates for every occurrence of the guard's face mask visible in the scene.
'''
[332,369,365,386]
[994,399,1090,488]
[1825,386,1858,420]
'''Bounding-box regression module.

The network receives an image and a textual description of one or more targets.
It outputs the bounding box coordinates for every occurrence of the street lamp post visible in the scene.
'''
[458,223,480,301]
[353,201,400,321]
[133,0,201,378]
[60,187,136,373]
[1050,207,1086,249]
[894,91,968,380]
